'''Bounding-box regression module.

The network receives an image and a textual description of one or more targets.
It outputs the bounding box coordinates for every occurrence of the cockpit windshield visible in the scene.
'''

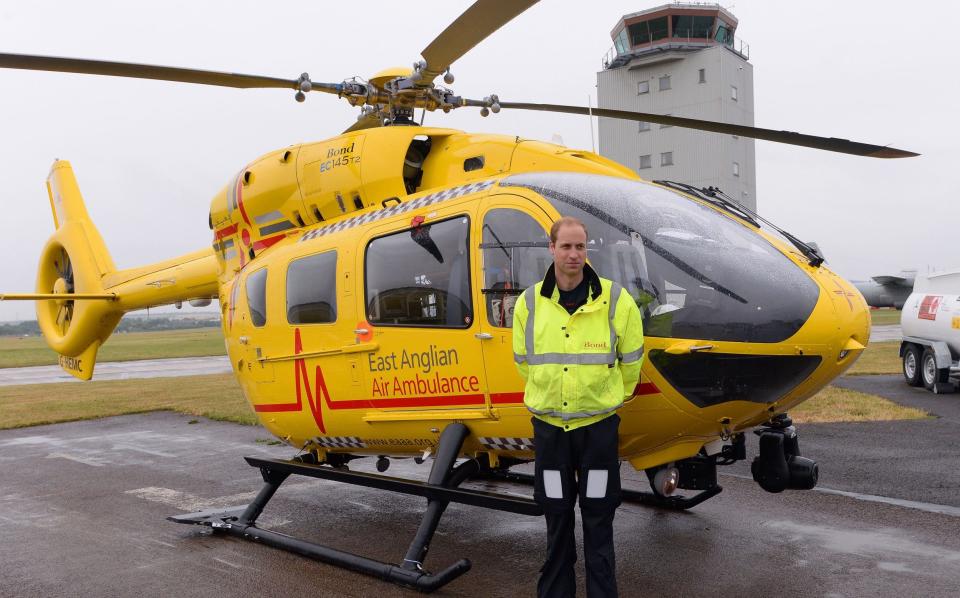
[501,172,820,343]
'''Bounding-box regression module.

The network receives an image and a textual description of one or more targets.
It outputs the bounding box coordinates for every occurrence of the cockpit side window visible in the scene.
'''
[365,216,473,328]
[286,251,337,324]
[245,267,268,327]
[480,208,551,327]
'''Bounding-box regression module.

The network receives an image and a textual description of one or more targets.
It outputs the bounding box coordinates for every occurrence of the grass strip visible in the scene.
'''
[868,309,901,326]
[791,385,928,424]
[848,341,901,376]
[0,373,255,430]
[0,328,226,369]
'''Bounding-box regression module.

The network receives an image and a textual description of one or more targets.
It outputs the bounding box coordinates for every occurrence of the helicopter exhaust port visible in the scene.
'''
[751,414,819,493]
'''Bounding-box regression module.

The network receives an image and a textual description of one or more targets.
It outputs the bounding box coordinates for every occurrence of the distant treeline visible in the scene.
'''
[0,315,221,337]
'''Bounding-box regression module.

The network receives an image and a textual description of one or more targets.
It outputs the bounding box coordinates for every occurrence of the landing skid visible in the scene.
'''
[169,423,542,593]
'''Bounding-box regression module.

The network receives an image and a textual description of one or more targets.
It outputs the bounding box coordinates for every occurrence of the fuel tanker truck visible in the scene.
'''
[900,270,960,393]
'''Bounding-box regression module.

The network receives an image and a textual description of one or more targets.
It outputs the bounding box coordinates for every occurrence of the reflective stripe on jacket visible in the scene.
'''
[513,266,644,431]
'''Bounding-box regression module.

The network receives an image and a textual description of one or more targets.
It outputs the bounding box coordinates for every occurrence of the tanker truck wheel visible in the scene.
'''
[902,344,923,387]
[921,348,949,390]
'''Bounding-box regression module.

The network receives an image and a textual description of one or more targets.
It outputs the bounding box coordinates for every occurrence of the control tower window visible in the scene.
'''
[715,22,734,46]
[628,16,668,46]
[614,28,629,54]
[649,17,668,41]
[672,15,714,39]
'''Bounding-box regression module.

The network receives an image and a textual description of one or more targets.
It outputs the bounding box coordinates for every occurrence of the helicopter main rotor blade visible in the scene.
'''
[0,52,343,94]
[419,0,539,82]
[499,101,918,159]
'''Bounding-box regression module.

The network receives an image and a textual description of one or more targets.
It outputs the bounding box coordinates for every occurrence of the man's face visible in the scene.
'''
[550,223,587,279]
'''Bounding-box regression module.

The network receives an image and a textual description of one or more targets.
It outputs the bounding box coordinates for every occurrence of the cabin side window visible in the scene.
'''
[365,216,472,328]
[480,208,551,327]
[245,267,268,327]
[286,251,337,324]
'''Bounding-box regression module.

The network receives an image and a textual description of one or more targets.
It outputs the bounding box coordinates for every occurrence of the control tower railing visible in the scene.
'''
[602,34,749,69]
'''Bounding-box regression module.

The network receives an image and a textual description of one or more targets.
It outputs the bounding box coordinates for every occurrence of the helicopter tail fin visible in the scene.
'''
[32,160,218,380]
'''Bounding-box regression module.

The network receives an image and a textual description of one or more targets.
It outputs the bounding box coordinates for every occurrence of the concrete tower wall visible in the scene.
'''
[598,45,757,211]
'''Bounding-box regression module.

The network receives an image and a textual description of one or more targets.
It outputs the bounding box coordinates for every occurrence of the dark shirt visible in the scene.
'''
[557,277,589,315]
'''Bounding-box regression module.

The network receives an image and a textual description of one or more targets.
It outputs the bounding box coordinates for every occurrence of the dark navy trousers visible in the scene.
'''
[532,414,621,598]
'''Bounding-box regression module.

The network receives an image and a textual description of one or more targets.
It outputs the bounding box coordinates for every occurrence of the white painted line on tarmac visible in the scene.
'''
[125,486,257,512]
[814,486,960,518]
[721,472,960,517]
[110,443,177,458]
[45,452,106,467]
[213,557,243,569]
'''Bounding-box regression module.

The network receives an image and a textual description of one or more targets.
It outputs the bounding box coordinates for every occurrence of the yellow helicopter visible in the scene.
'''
[0,0,917,591]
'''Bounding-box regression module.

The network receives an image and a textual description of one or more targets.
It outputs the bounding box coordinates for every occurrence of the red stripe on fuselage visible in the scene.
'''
[215,223,238,241]
[491,392,525,404]
[252,234,286,251]
[236,177,252,226]
[634,382,660,395]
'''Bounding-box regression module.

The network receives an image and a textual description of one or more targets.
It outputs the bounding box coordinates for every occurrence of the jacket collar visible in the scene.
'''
[540,262,602,301]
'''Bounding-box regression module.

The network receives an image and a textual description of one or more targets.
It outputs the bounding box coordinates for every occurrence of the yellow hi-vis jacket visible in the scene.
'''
[513,264,644,431]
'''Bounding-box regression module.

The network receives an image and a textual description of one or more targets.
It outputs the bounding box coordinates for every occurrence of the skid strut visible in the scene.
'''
[169,424,541,593]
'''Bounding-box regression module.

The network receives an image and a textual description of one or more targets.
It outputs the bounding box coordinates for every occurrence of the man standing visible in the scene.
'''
[513,216,644,598]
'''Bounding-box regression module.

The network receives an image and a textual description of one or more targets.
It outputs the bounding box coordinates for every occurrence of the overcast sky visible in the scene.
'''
[1,0,955,321]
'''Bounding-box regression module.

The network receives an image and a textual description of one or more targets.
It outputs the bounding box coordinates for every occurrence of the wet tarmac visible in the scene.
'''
[2,411,959,598]
[0,356,231,387]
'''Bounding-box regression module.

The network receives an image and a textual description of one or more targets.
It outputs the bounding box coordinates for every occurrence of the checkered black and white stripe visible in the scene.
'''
[479,437,535,451]
[311,436,367,449]
[300,180,496,243]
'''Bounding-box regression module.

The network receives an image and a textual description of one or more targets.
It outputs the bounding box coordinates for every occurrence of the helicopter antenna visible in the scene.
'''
[587,93,596,153]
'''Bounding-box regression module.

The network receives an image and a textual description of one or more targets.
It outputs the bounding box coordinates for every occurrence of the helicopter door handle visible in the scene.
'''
[666,341,714,354]
[354,328,369,335]
[475,332,493,340]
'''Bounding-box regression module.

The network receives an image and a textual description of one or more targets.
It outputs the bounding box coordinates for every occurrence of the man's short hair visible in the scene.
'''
[550,216,588,243]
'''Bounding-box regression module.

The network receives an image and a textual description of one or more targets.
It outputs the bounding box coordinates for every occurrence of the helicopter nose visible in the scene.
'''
[821,270,871,368]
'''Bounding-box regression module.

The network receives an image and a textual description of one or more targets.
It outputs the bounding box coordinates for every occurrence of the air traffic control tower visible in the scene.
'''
[598,4,756,211]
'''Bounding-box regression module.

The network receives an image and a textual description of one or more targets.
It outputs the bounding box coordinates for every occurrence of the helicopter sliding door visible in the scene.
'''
[474,194,554,421]
[358,199,493,434]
